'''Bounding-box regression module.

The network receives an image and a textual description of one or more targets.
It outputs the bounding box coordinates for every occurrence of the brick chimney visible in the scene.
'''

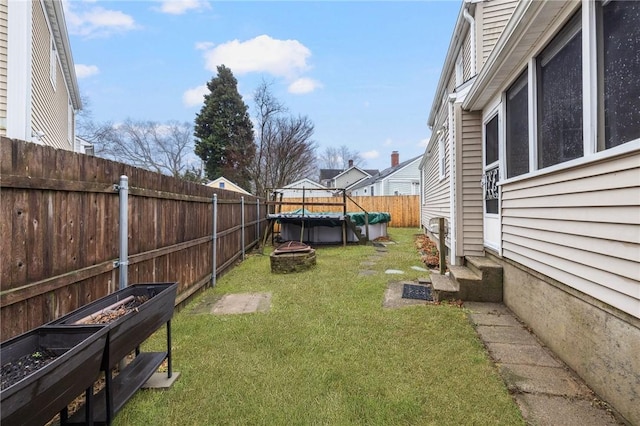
[348,159,353,168]
[391,151,399,167]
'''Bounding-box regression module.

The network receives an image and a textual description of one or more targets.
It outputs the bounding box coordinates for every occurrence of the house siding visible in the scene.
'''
[479,0,519,68]
[31,0,72,151]
[0,0,7,136]
[459,109,484,256]
[501,151,640,319]
[334,168,368,189]
[384,158,421,195]
[421,126,451,232]
[462,27,472,81]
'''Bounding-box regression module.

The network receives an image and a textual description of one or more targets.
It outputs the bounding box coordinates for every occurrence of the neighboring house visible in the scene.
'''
[420,1,639,424]
[350,151,421,196]
[1,0,81,151]
[74,136,94,155]
[207,177,251,195]
[319,160,378,192]
[276,178,335,198]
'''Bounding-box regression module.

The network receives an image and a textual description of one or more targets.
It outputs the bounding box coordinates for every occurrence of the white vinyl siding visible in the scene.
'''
[422,125,451,232]
[460,110,484,256]
[0,1,7,135]
[31,0,72,150]
[480,0,519,68]
[334,168,369,189]
[501,151,640,319]
[462,28,472,81]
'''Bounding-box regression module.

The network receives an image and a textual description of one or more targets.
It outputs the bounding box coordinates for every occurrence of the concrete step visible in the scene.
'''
[431,256,504,302]
[466,256,503,280]
[430,273,459,302]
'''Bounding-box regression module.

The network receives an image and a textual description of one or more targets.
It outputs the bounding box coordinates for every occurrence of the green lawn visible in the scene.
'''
[116,228,523,425]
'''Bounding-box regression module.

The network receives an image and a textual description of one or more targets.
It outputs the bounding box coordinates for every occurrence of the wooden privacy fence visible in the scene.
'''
[0,137,267,340]
[276,195,420,228]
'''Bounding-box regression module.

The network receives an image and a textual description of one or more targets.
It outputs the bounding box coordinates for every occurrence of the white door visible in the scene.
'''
[482,113,501,252]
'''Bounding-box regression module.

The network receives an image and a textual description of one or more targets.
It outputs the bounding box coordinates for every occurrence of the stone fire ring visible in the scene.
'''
[270,249,316,273]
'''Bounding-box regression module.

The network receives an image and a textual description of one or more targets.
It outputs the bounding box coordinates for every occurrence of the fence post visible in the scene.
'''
[438,217,446,275]
[118,175,129,290]
[212,193,218,287]
[256,198,260,241]
[241,196,245,260]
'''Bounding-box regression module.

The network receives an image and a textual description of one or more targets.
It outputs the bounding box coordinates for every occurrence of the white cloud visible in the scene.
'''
[183,84,208,107]
[75,64,99,78]
[63,2,137,37]
[362,150,379,160]
[202,35,311,79]
[383,138,393,146]
[195,41,215,51]
[157,0,210,15]
[288,78,322,95]
[418,138,429,148]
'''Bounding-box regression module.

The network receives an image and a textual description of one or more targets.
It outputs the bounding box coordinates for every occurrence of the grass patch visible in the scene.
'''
[116,228,523,425]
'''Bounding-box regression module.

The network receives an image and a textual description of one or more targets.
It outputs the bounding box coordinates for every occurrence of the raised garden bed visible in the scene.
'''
[0,325,108,426]
[50,282,178,425]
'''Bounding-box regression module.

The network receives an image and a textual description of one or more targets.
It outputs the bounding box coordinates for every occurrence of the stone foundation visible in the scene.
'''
[270,249,316,273]
[486,251,640,425]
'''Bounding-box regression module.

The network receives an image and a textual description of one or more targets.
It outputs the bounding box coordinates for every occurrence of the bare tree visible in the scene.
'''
[250,81,317,196]
[318,145,364,169]
[94,119,199,178]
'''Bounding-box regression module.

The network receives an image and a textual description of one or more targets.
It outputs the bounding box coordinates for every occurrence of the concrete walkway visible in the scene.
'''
[465,302,622,426]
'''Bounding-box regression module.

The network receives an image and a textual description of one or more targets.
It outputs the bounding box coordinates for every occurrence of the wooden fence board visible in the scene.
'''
[275,195,420,227]
[0,138,295,339]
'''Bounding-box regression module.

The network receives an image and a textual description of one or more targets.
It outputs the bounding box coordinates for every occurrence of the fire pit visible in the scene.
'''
[0,325,108,426]
[50,282,178,424]
[270,241,316,273]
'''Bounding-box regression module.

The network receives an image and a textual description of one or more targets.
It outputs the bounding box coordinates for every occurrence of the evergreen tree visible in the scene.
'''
[194,65,255,190]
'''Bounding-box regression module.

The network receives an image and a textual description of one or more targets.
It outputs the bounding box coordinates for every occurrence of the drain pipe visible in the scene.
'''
[118,175,129,290]
[241,196,245,260]
[212,193,218,287]
[448,95,458,266]
[462,1,476,76]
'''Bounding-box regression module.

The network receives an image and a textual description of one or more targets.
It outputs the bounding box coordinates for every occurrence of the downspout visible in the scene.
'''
[448,94,458,266]
[462,2,476,76]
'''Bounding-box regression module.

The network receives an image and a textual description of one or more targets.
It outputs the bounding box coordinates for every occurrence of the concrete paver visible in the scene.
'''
[497,364,592,397]
[485,342,563,367]
[211,292,271,315]
[382,281,428,309]
[475,324,541,345]
[515,394,619,426]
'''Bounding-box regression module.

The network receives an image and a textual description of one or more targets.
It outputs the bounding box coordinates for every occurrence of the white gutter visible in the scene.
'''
[462,1,476,76]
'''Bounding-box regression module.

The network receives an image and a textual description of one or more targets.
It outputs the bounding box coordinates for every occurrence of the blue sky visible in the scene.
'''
[65,0,460,172]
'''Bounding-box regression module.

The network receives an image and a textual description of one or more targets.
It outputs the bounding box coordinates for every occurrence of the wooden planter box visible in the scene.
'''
[0,325,108,426]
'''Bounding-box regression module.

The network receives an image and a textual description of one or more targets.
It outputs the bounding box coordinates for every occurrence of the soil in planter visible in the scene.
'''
[79,295,149,325]
[1,348,59,390]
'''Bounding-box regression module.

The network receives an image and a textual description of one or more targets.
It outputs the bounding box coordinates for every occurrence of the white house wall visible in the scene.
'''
[384,158,421,195]
[501,151,640,319]
[421,125,451,231]
[31,0,72,151]
[334,168,368,189]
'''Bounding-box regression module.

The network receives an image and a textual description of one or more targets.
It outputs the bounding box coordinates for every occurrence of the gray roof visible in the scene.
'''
[350,155,422,190]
